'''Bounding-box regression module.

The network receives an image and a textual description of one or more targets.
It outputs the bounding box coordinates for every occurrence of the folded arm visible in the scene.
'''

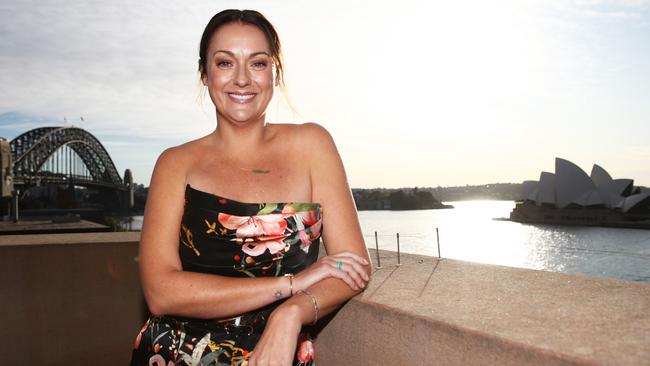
[276,123,371,321]
[140,147,297,318]
[139,139,369,320]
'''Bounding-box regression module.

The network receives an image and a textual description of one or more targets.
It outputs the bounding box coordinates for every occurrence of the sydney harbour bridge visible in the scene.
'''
[0,126,133,220]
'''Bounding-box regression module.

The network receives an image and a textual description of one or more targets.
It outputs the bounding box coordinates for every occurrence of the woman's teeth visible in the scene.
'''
[228,93,255,101]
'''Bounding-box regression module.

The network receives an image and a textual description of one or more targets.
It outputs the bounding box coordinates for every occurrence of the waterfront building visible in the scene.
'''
[511,158,650,227]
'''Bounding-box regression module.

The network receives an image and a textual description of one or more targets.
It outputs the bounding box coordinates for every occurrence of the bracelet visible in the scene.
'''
[283,273,294,296]
[297,290,319,325]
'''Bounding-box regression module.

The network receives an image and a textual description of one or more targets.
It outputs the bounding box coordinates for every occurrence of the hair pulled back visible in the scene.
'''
[198,9,284,86]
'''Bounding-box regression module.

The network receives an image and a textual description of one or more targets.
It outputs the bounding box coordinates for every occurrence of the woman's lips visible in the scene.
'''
[227,93,256,103]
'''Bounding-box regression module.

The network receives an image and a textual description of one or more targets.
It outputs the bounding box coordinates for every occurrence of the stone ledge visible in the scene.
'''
[316,250,650,365]
[0,231,141,246]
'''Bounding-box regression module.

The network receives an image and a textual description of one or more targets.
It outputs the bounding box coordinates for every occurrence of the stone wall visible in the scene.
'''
[316,250,650,365]
[0,232,144,365]
[2,233,648,365]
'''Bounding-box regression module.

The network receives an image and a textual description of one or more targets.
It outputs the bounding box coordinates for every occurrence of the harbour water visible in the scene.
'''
[129,200,650,283]
[359,201,650,283]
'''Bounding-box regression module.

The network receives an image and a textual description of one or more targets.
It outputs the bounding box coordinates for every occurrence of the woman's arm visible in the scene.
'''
[287,123,371,319]
[139,147,286,318]
[248,124,371,365]
[139,144,366,319]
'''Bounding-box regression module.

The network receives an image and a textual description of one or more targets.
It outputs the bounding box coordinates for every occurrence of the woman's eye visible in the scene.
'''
[251,61,267,70]
[216,60,233,68]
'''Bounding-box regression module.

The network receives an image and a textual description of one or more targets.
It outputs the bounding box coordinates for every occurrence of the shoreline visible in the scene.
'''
[497,217,650,230]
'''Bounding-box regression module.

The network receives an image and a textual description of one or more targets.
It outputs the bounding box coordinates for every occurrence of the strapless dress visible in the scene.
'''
[130,184,322,366]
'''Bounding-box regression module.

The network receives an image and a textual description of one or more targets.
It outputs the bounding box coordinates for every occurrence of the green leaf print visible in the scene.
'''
[290,203,319,212]
[257,203,278,215]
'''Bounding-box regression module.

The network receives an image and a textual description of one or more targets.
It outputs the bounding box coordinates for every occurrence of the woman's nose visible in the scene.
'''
[234,65,251,87]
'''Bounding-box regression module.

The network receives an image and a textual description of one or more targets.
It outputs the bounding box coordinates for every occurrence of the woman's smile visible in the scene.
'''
[227,92,257,104]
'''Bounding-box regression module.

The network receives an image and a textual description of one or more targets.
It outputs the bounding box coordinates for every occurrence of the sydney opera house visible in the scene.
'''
[510,158,650,228]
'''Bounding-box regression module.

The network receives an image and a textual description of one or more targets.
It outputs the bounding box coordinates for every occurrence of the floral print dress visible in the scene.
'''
[130,184,321,366]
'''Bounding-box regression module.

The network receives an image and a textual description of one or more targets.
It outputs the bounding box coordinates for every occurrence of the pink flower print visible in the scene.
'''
[241,237,286,257]
[298,209,319,226]
[298,230,311,252]
[281,205,319,225]
[281,206,322,252]
[219,213,287,237]
[218,213,288,256]
[297,219,321,253]
[281,205,297,215]
[148,355,174,366]
[296,337,315,363]
[134,318,150,349]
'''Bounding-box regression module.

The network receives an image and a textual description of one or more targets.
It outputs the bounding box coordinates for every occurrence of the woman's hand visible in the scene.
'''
[247,305,302,366]
[293,251,370,292]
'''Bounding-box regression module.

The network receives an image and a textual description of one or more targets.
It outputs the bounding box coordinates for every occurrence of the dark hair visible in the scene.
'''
[198,9,284,86]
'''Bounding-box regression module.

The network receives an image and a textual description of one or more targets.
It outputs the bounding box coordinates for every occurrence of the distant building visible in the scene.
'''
[511,158,650,228]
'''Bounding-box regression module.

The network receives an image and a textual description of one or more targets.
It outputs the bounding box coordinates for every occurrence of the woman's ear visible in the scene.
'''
[199,64,208,86]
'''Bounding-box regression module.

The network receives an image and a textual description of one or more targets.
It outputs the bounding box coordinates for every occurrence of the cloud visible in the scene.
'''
[0,0,218,141]
[2,0,649,187]
[562,0,650,22]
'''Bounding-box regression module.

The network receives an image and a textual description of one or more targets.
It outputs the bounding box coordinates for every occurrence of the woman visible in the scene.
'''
[130,9,371,366]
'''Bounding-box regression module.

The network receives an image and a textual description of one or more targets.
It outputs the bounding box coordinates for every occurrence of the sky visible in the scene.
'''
[1,0,649,188]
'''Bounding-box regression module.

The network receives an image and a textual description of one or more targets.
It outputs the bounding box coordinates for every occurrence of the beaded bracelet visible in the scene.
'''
[297,290,319,325]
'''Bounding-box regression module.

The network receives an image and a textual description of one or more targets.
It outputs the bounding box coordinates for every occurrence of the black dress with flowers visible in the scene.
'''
[130,184,321,366]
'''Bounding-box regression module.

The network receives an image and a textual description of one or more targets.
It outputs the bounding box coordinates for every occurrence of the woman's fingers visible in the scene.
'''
[326,253,370,287]
[335,256,370,281]
[294,251,370,291]
[323,257,368,287]
[326,264,360,290]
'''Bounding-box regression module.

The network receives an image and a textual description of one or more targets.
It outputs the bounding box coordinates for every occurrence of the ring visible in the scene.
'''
[337,260,343,270]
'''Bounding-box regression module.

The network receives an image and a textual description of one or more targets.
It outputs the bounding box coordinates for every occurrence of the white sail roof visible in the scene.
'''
[521,158,646,213]
[622,192,650,213]
[590,164,613,187]
[555,158,596,208]
[537,172,556,206]
[521,180,539,201]
[573,189,604,207]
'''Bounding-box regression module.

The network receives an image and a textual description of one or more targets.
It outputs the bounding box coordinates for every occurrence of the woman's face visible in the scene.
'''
[202,22,276,125]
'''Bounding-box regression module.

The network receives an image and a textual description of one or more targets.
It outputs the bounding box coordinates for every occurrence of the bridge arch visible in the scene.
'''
[10,127,123,187]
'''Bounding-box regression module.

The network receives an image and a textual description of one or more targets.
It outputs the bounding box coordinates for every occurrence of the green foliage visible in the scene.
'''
[353,188,448,210]
[102,215,131,231]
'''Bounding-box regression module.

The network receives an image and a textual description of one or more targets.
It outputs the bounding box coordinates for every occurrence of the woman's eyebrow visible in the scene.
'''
[250,51,271,58]
[212,50,271,58]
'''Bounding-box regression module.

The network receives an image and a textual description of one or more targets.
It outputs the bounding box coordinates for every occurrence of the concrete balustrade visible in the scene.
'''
[0,232,144,365]
[1,233,648,365]
[315,250,650,365]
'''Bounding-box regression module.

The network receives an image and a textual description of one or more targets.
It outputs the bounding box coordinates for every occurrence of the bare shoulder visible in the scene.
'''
[150,137,209,188]
[154,144,188,177]
[270,122,337,154]
[296,122,334,142]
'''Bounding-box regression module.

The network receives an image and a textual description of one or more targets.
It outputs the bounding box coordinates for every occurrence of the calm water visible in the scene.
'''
[129,200,650,283]
[359,201,650,283]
